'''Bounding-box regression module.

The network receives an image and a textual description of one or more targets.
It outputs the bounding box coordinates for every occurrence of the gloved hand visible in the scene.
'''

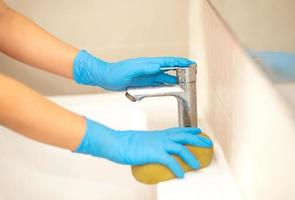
[73,50,195,91]
[76,118,213,178]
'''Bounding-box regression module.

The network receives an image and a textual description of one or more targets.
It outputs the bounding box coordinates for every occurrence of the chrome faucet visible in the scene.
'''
[125,64,197,127]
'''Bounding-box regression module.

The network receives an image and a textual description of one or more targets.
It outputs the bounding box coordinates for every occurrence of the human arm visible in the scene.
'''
[0,1,195,91]
[0,1,78,79]
[0,74,212,178]
[0,73,85,150]
[0,1,211,178]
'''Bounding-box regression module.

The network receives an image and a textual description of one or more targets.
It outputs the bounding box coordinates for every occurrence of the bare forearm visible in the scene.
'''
[0,73,85,150]
[0,1,78,79]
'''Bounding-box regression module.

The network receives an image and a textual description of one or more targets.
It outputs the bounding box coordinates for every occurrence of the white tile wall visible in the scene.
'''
[189,0,295,200]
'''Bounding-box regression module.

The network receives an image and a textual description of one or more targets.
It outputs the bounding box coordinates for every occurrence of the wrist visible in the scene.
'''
[72,50,107,86]
[74,118,115,158]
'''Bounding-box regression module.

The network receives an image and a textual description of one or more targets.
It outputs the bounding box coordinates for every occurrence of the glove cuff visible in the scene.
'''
[74,118,114,158]
[72,50,106,86]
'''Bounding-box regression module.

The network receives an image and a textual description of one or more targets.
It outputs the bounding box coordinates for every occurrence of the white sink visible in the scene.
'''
[0,93,241,200]
[0,93,154,200]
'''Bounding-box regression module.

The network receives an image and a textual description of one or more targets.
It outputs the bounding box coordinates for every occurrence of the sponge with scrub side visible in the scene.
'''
[131,133,214,184]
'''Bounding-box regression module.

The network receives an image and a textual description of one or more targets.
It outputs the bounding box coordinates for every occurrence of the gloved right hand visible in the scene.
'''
[75,118,213,178]
[73,50,195,91]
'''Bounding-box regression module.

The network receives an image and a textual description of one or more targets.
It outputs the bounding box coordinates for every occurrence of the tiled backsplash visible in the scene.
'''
[189,1,295,200]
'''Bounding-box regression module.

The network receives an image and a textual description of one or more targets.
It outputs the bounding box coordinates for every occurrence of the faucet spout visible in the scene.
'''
[125,85,184,102]
[125,64,198,127]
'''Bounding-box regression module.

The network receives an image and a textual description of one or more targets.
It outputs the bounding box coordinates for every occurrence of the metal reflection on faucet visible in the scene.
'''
[125,64,197,127]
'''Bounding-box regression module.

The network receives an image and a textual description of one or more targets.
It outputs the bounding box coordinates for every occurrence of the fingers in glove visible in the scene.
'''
[166,143,200,169]
[126,63,161,77]
[138,57,195,67]
[165,127,202,135]
[154,73,177,84]
[156,152,184,178]
[169,132,213,148]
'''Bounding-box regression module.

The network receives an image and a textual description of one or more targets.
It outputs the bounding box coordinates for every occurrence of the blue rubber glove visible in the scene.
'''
[76,119,213,178]
[73,50,195,91]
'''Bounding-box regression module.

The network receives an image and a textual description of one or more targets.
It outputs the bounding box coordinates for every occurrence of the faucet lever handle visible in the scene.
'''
[160,64,197,72]
[161,64,197,83]
[160,66,180,71]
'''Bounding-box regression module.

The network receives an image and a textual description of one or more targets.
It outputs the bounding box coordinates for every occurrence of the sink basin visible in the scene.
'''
[0,93,154,200]
[0,93,241,200]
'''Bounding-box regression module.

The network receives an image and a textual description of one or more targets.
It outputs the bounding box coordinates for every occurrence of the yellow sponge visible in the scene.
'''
[131,133,213,184]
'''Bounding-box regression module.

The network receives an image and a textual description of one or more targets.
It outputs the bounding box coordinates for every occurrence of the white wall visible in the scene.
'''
[189,1,295,200]
[209,0,295,52]
[0,0,189,95]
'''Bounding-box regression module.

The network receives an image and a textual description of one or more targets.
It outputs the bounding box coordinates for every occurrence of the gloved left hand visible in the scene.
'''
[73,50,195,91]
[75,118,213,178]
